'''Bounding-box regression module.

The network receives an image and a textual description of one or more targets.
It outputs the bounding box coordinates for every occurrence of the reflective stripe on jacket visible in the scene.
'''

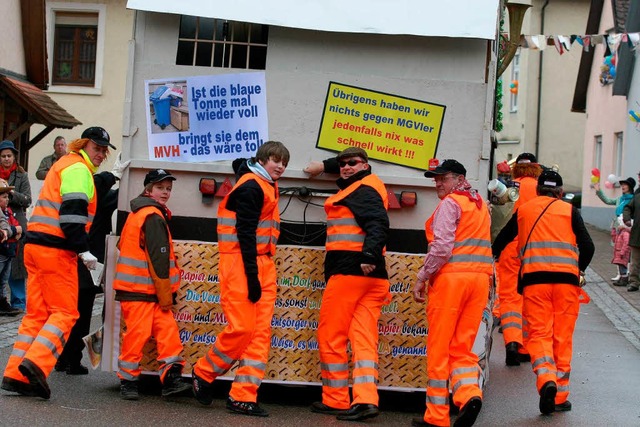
[325,174,389,253]
[518,197,579,278]
[113,206,181,294]
[28,153,96,239]
[426,193,493,277]
[217,173,280,255]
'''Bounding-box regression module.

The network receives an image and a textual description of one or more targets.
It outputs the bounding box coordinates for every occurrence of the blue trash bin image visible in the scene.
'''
[150,86,171,129]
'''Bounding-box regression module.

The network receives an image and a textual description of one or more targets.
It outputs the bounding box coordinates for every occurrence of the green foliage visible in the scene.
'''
[495,78,503,132]
[495,10,505,132]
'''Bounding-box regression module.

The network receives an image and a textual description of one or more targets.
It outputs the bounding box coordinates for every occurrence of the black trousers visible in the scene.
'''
[59,264,99,366]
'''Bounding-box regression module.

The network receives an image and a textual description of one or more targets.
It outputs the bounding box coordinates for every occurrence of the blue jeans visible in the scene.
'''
[8,277,25,309]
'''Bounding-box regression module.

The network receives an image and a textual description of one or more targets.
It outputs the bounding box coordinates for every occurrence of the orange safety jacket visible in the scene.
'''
[513,176,538,211]
[28,153,96,248]
[517,197,579,287]
[217,173,280,256]
[113,206,181,294]
[426,193,493,278]
[325,174,389,253]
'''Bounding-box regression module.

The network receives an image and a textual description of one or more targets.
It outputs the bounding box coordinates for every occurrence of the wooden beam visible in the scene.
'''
[26,125,54,151]
[4,120,32,143]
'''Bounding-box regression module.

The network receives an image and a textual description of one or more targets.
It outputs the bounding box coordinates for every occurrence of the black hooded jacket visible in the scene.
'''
[322,158,389,281]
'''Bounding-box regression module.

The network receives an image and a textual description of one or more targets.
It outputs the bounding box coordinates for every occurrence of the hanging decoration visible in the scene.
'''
[510,80,519,94]
[599,55,616,85]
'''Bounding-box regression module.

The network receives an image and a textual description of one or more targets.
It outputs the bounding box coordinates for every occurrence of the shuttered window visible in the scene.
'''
[52,12,98,86]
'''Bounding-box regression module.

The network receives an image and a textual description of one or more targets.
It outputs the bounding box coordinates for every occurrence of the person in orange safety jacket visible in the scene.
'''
[192,141,290,417]
[303,146,390,422]
[0,127,111,399]
[496,152,542,366]
[493,169,594,415]
[113,169,191,400]
[412,159,492,427]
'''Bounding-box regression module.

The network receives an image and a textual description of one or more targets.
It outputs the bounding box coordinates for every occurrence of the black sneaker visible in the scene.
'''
[54,359,68,372]
[310,401,348,415]
[1,376,36,396]
[120,379,139,400]
[539,381,557,415]
[336,404,379,421]
[453,397,482,427]
[66,364,89,375]
[555,400,572,412]
[18,359,50,399]
[162,365,191,397]
[505,342,520,366]
[192,371,214,405]
[226,396,269,417]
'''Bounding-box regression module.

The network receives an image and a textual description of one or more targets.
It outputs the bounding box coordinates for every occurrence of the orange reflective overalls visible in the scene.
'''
[422,194,493,427]
[193,173,280,403]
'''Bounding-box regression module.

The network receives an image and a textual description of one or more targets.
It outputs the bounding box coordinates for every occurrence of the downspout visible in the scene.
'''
[535,0,550,159]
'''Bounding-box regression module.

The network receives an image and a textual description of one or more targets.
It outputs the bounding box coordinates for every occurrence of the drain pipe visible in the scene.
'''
[535,0,550,159]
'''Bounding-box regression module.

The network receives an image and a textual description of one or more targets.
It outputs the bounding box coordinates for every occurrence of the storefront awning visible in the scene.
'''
[0,73,81,129]
[126,0,501,40]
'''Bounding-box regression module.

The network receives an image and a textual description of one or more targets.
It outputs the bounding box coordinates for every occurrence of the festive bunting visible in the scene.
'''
[516,31,640,53]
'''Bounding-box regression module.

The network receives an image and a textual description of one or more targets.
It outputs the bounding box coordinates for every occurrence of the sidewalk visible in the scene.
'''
[585,223,640,307]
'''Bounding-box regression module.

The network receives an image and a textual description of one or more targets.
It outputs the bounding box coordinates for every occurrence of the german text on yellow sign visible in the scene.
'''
[317,82,446,169]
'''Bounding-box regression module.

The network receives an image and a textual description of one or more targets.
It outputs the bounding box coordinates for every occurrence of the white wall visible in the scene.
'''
[0,0,26,74]
[122,12,496,231]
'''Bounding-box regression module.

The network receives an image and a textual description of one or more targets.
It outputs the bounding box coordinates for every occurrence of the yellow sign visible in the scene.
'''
[317,82,446,169]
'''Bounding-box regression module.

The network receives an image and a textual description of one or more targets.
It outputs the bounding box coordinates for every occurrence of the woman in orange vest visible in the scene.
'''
[0,127,110,399]
[192,141,289,417]
[496,153,542,366]
[304,147,390,422]
[493,170,594,415]
[113,169,190,400]
[413,159,492,427]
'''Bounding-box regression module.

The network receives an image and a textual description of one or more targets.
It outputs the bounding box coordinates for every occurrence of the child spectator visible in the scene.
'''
[112,169,190,400]
[594,177,635,283]
[0,179,21,316]
[612,214,632,286]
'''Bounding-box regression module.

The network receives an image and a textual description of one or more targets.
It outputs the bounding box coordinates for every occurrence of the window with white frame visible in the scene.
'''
[594,135,602,170]
[46,3,106,94]
[614,132,623,176]
[509,51,520,113]
[176,17,269,70]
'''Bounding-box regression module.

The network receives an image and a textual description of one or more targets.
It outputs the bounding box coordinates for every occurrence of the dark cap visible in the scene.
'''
[424,159,467,178]
[144,169,176,186]
[619,177,636,190]
[81,126,116,150]
[516,152,537,164]
[336,147,368,162]
[537,169,563,187]
[0,140,19,154]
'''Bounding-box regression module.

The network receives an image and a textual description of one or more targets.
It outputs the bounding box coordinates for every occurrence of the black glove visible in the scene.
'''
[247,275,262,303]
